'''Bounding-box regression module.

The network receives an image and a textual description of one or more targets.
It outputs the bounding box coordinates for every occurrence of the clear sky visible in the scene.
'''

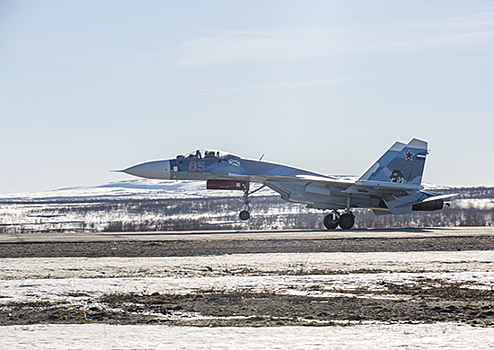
[1,1,494,194]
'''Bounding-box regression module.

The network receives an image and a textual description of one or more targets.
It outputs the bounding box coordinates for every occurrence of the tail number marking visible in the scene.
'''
[189,161,205,172]
[401,160,412,169]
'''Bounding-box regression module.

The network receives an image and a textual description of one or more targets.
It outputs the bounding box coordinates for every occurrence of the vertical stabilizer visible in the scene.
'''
[359,138,428,185]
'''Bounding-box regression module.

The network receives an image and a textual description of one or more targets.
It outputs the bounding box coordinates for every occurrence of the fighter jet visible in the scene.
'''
[121,138,455,229]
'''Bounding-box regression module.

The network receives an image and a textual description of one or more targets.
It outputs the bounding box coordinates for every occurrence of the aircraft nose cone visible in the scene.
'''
[123,160,171,179]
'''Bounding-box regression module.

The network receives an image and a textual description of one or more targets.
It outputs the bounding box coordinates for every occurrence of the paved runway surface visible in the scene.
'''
[1,226,493,243]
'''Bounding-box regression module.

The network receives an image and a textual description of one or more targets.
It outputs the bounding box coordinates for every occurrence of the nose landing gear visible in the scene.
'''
[238,182,266,221]
[239,182,250,220]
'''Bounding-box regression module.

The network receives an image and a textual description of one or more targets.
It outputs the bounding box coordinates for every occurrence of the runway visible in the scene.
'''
[1,226,494,243]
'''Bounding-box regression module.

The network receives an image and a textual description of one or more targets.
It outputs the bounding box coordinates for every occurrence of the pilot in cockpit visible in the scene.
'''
[204,150,216,158]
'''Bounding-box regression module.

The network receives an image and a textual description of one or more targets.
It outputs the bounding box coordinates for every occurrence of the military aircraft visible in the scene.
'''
[121,138,455,229]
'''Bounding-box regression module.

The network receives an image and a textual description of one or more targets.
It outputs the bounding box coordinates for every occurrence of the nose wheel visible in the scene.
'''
[239,210,250,220]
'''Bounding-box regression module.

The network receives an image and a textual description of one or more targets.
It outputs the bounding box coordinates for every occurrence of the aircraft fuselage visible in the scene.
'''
[121,141,455,229]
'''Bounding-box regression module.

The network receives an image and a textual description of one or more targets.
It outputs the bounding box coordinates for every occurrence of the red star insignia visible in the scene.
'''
[405,151,413,160]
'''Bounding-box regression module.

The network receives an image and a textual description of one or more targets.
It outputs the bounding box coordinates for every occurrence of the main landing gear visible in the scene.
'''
[323,211,355,230]
[324,196,355,230]
[238,182,266,220]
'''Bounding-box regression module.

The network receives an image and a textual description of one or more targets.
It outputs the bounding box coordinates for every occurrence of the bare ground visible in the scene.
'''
[1,280,493,327]
[1,234,494,258]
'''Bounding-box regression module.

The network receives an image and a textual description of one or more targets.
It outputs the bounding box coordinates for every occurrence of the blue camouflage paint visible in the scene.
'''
[122,138,456,226]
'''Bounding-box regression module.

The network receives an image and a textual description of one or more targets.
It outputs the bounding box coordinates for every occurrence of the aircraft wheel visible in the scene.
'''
[239,210,250,220]
[338,213,355,230]
[323,214,339,230]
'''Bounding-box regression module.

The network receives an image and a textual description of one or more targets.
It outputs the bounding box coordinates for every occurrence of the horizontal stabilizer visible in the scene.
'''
[395,192,458,208]
[382,198,413,214]
[372,208,391,216]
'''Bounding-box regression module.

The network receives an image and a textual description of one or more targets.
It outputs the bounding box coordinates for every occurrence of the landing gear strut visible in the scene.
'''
[239,183,250,220]
[238,182,266,220]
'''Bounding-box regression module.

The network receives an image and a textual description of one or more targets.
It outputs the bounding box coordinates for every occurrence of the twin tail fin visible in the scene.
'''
[359,138,428,186]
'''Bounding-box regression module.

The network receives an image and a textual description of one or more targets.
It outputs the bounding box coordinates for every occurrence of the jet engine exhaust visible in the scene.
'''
[412,199,444,212]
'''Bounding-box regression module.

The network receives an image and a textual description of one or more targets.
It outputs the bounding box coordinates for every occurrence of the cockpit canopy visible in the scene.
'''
[176,149,239,160]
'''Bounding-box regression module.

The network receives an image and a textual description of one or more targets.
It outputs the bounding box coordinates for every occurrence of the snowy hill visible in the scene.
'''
[0,179,276,202]
[0,177,448,203]
[0,179,492,233]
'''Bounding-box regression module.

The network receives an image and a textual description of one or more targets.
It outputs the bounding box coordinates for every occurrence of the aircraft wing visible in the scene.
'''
[209,171,424,194]
[217,173,356,187]
[229,172,457,215]
[294,176,422,192]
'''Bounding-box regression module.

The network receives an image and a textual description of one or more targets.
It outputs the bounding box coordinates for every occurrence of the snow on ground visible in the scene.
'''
[1,251,493,303]
[1,323,494,350]
[2,271,494,304]
[1,250,494,280]
[1,250,494,348]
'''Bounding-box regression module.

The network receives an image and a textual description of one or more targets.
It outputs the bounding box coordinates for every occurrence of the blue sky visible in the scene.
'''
[1,1,494,193]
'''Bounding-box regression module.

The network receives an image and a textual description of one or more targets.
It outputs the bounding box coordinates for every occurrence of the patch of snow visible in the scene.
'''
[1,323,493,350]
[1,266,493,303]
[1,250,493,280]
[1,251,493,304]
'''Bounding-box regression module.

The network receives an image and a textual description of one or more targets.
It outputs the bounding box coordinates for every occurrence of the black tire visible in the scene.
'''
[338,213,355,230]
[323,214,339,229]
[239,210,250,220]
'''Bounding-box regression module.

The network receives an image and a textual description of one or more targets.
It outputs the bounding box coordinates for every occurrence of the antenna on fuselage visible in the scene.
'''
[259,153,265,161]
